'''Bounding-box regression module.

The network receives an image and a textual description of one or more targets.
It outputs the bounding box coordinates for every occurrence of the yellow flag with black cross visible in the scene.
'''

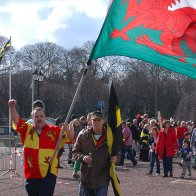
[107,81,123,196]
[0,37,11,63]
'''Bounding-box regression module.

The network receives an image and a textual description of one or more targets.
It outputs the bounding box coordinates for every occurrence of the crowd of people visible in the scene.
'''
[68,112,196,181]
[8,99,196,196]
[119,114,196,179]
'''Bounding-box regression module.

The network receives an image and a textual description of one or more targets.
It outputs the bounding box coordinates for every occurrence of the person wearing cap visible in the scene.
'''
[8,99,74,196]
[72,111,117,196]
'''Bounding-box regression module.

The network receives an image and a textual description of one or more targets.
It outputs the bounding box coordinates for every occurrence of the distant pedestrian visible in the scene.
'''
[178,132,191,167]
[180,139,192,178]
[118,122,137,166]
[140,124,150,162]
[72,113,93,179]
[80,116,87,129]
[147,127,160,175]
[156,120,178,177]
[68,118,83,165]
[176,121,188,151]
[56,117,65,169]
[129,119,140,156]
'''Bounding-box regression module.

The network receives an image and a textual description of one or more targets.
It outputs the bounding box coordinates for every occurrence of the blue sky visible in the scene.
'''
[0,0,109,50]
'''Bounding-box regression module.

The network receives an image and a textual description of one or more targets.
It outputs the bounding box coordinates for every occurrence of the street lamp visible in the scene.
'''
[31,69,44,108]
[37,70,44,99]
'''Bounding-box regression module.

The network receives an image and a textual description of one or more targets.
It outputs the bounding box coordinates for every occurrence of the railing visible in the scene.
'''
[0,136,21,176]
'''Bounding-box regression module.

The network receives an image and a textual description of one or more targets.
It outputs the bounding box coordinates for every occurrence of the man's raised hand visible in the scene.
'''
[8,99,17,108]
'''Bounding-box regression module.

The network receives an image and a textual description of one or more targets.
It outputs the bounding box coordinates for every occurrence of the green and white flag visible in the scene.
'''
[89,0,196,79]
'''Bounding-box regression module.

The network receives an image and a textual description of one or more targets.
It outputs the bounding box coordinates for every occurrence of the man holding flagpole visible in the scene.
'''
[72,82,123,196]
[8,99,74,196]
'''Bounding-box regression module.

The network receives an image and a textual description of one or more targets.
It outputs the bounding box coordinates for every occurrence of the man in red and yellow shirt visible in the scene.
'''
[8,99,74,196]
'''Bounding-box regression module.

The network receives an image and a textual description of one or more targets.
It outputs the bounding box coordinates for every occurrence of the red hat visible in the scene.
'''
[136,114,142,119]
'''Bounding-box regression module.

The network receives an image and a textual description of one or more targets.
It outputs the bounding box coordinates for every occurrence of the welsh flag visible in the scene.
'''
[89,0,196,79]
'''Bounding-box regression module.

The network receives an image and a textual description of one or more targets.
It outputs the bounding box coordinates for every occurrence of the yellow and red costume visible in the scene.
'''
[16,118,71,179]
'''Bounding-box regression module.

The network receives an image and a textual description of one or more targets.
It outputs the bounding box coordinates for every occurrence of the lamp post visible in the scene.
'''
[37,70,44,100]
[32,70,44,108]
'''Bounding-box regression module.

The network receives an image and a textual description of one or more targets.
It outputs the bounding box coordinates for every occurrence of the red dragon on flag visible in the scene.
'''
[111,0,196,64]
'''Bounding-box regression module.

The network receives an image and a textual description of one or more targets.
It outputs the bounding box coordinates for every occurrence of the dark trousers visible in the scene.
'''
[79,185,108,196]
[149,151,160,174]
[178,139,183,151]
[162,156,173,175]
[140,149,149,162]
[25,173,57,196]
[119,145,137,165]
[68,144,73,163]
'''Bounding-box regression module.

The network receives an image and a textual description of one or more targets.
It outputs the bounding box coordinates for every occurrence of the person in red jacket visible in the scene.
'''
[156,120,178,177]
[176,121,188,151]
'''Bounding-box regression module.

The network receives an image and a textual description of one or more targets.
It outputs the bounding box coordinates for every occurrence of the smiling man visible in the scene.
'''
[72,111,117,196]
[8,99,74,196]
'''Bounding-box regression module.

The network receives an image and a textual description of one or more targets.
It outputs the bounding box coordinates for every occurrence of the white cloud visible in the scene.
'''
[0,0,109,49]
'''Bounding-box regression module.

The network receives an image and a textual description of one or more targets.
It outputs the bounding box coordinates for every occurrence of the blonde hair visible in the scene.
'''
[143,123,149,130]
[80,116,86,121]
[150,126,159,137]
[150,119,157,125]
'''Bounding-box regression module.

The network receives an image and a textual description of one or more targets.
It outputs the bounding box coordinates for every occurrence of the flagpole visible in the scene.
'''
[31,80,34,110]
[8,37,12,135]
[157,111,162,129]
[49,60,91,170]
[8,66,12,135]
[154,73,158,118]
[108,78,113,93]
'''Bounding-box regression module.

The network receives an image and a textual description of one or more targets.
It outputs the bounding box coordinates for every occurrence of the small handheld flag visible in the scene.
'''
[0,37,11,63]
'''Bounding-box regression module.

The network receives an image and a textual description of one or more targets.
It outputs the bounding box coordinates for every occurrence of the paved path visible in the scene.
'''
[0,148,196,196]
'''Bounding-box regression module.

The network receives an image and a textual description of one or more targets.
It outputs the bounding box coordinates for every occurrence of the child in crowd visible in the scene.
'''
[147,127,160,175]
[180,139,192,178]
[179,132,191,167]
